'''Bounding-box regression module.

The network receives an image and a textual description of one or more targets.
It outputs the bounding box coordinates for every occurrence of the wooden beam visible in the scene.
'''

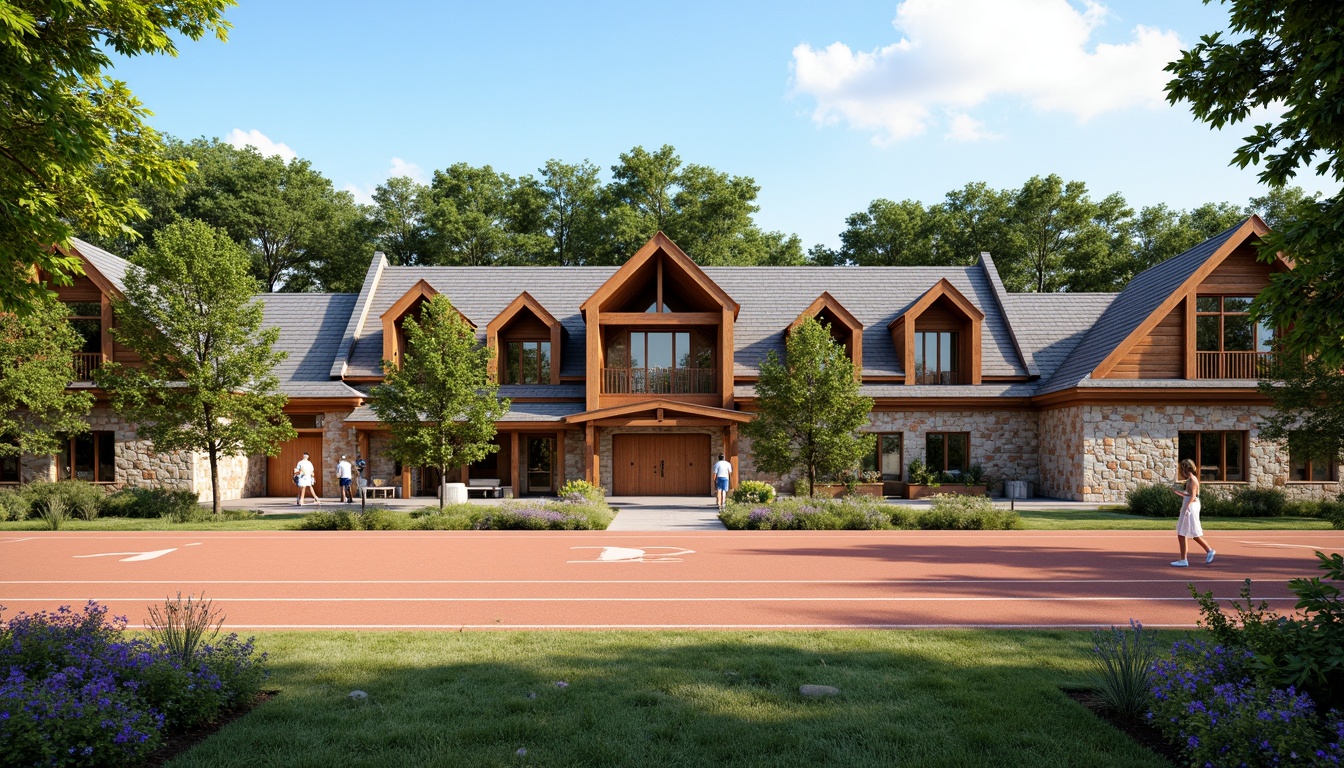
[597,312,722,326]
[591,417,727,427]
[587,309,601,412]
[400,463,411,500]
[511,431,521,497]
[727,423,739,491]
[721,306,735,408]
[555,431,565,490]
[584,424,595,484]
[1184,296,1196,380]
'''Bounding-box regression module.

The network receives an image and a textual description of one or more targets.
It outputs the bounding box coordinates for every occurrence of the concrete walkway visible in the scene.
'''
[605,497,728,531]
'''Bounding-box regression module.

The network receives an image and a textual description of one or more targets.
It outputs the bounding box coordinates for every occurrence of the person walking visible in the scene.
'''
[335,455,354,503]
[712,453,733,511]
[294,452,320,506]
[1169,458,1213,567]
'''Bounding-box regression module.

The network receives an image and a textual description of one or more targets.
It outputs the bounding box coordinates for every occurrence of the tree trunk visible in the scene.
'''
[439,462,446,511]
[808,463,816,498]
[208,444,221,516]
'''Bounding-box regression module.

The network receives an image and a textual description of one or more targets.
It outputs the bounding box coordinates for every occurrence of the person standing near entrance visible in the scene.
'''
[295,452,320,506]
[712,453,733,511]
[335,455,354,503]
[1168,458,1214,567]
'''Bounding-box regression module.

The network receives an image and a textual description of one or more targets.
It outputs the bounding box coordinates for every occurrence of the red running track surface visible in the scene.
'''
[1,530,1340,630]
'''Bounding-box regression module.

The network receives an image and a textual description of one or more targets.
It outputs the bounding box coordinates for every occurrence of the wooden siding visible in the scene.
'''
[913,300,964,331]
[1198,243,1274,294]
[612,433,710,496]
[1106,301,1184,379]
[52,275,103,303]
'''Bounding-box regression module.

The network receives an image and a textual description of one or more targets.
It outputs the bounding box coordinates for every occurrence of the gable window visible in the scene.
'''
[604,330,715,394]
[59,431,115,484]
[1289,444,1338,482]
[504,341,552,385]
[66,301,102,380]
[861,433,903,481]
[926,432,968,474]
[1178,431,1246,482]
[1195,296,1274,378]
[914,332,959,385]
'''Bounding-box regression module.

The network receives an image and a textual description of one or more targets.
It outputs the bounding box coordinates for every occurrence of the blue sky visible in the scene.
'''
[109,0,1332,250]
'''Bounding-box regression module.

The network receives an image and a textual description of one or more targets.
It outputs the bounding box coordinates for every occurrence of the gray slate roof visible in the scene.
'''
[1002,293,1117,383]
[258,293,365,399]
[1037,219,1247,395]
[345,400,583,423]
[71,238,130,293]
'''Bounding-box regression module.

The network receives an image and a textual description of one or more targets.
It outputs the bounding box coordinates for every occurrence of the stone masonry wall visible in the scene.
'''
[564,430,584,493]
[1039,407,1084,500]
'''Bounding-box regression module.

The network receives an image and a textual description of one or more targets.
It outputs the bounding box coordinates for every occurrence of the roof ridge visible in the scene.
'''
[978,252,1038,378]
[331,252,387,381]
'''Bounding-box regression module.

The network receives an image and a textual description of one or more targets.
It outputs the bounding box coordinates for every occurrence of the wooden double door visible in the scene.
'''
[267,435,323,496]
[612,434,710,496]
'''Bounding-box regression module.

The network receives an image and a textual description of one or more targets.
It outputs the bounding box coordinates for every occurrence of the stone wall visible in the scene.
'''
[563,430,584,493]
[94,408,194,491]
[192,452,261,502]
[1039,407,1084,500]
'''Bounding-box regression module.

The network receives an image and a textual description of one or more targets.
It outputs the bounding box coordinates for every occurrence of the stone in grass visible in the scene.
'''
[799,684,841,698]
[349,690,368,701]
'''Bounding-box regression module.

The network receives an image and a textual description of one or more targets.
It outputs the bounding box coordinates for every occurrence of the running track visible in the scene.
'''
[1,530,1340,630]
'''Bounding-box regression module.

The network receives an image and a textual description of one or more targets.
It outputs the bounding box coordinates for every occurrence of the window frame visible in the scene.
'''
[1195,295,1272,353]
[58,431,116,484]
[1177,430,1248,482]
[925,431,969,475]
[1288,444,1339,483]
[913,331,959,385]
[503,339,552,385]
[861,433,903,482]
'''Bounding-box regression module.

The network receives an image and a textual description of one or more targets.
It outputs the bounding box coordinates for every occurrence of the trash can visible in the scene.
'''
[1004,480,1029,499]
[441,482,468,503]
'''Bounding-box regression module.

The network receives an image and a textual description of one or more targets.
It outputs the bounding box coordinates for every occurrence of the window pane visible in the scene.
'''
[521,343,539,384]
[629,333,644,369]
[647,332,673,369]
[924,334,937,377]
[1224,432,1244,481]
[0,452,18,483]
[1223,297,1253,313]
[947,433,968,473]
[1256,319,1274,353]
[860,445,878,474]
[1311,459,1329,482]
[913,332,925,373]
[1196,297,1220,312]
[1223,315,1253,351]
[606,335,628,368]
[73,433,94,481]
[97,432,114,483]
[537,342,551,384]
[939,332,953,373]
[1200,432,1222,480]
[926,433,944,471]
[1178,432,1197,465]
[1196,316,1221,351]
[506,342,521,384]
[881,435,902,481]
[674,333,690,369]
[1291,452,1309,482]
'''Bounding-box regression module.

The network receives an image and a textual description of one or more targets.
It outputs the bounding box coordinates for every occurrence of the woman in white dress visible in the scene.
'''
[294,451,321,506]
[1169,458,1213,567]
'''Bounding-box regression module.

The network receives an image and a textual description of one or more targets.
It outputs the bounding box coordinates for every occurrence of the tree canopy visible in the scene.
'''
[0,293,93,462]
[743,317,874,497]
[96,219,295,514]
[0,0,233,313]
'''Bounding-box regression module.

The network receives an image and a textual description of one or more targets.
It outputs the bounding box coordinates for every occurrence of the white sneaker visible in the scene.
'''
[1205,550,1216,564]
[1170,560,1188,567]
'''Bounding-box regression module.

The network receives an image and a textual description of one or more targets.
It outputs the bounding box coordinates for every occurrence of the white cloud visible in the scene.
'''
[388,157,427,184]
[343,183,375,205]
[790,0,1183,145]
[224,128,297,161]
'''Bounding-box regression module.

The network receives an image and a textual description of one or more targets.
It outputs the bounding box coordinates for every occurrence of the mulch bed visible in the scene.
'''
[1063,689,1181,765]
[142,690,279,767]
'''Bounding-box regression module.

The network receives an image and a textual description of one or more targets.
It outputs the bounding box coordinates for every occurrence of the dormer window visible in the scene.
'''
[914,331,958,385]
[487,292,563,385]
[791,293,863,370]
[890,279,984,386]
[504,341,552,384]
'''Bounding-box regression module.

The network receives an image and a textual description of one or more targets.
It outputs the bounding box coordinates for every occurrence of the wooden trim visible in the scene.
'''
[1183,296,1196,379]
[887,278,986,328]
[486,291,562,383]
[791,292,864,374]
[579,232,740,317]
[1092,216,1269,380]
[586,307,601,411]
[727,423,739,491]
[286,397,364,412]
[379,280,475,370]
[890,279,984,386]
[565,398,754,424]
[585,423,597,485]
[511,431,521,493]
[400,463,411,499]
[60,244,121,299]
[590,417,731,427]
[99,293,113,363]
[720,306,735,409]
[597,312,722,326]
[1032,386,1273,409]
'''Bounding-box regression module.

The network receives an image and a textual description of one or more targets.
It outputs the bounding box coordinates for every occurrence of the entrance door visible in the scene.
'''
[612,434,710,496]
[525,437,555,495]
[268,435,323,496]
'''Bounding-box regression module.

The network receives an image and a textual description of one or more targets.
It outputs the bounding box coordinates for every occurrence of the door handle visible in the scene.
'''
[660,460,665,478]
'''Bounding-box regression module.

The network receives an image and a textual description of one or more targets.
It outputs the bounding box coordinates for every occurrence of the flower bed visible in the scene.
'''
[904,484,987,500]
[0,601,267,768]
[720,495,1018,531]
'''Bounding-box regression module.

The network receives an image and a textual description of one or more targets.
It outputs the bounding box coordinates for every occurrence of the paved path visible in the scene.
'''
[3,530,1339,630]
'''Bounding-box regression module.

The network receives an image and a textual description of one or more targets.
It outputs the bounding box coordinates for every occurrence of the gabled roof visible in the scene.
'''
[331,252,387,380]
[580,231,741,317]
[563,398,754,424]
[257,293,366,399]
[888,277,986,328]
[978,252,1037,378]
[67,238,131,295]
[1039,216,1268,395]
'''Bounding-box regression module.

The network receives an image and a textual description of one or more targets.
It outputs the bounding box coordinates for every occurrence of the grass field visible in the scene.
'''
[167,630,1173,767]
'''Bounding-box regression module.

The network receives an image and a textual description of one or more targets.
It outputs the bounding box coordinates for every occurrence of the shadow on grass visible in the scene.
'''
[168,630,1173,768]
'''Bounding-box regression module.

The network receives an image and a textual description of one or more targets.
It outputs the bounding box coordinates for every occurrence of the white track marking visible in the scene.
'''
[568,546,696,563]
[0,538,35,544]
[1234,540,1340,550]
[71,548,177,562]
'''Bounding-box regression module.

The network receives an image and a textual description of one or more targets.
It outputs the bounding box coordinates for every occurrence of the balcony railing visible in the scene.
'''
[603,367,716,395]
[1196,351,1273,379]
[72,353,103,381]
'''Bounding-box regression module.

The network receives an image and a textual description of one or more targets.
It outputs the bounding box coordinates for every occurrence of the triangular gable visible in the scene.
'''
[792,291,864,373]
[887,278,984,386]
[579,232,740,317]
[61,241,126,298]
[1090,216,1278,380]
[563,398,754,424]
[379,279,474,368]
[486,291,562,383]
[887,278,986,329]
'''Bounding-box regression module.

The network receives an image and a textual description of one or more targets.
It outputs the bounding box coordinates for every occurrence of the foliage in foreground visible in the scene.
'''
[1088,620,1158,720]
[0,600,266,768]
[297,497,615,531]
[1126,483,1342,519]
[720,495,1018,531]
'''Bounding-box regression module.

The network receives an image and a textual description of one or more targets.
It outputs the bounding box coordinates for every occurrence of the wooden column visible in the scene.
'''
[727,423,739,490]
[585,424,597,485]
[511,431,521,497]
[554,431,565,490]
[400,463,411,499]
[1183,296,1196,379]
[459,465,469,483]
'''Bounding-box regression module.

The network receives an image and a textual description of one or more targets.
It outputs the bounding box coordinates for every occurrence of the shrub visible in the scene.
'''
[1125,483,1180,517]
[1195,485,1238,517]
[1231,486,1288,517]
[102,487,201,521]
[1329,504,1344,530]
[920,494,1019,530]
[21,480,106,521]
[732,480,776,504]
[35,497,69,530]
[473,500,613,531]
[145,593,223,665]
[725,497,892,531]
[297,507,411,531]
[906,458,937,486]
[0,487,24,521]
[558,479,606,505]
[1087,620,1157,719]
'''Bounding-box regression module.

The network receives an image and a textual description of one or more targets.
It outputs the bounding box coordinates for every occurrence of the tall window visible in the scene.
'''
[67,301,102,380]
[504,341,551,384]
[1196,296,1273,353]
[914,331,958,384]
[59,431,115,483]
[1178,431,1246,482]
[604,330,714,394]
[861,433,903,481]
[926,432,968,474]
[1289,444,1338,482]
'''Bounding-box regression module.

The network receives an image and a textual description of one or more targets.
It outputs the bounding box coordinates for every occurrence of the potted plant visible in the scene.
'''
[904,460,988,499]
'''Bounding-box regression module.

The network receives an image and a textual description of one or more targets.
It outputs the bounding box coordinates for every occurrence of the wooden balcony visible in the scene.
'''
[72,353,103,381]
[603,367,716,395]
[1196,351,1273,379]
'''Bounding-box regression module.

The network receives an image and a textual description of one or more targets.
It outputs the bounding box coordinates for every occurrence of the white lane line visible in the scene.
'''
[1234,540,1340,550]
[0,538,36,544]
[0,578,1264,585]
[0,596,1299,603]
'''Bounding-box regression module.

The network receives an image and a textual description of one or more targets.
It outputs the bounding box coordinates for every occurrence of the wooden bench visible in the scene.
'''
[361,485,400,499]
[466,478,507,498]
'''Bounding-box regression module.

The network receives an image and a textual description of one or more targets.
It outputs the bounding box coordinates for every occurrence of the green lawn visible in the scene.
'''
[1015,508,1334,530]
[169,630,1171,768]
[0,514,300,531]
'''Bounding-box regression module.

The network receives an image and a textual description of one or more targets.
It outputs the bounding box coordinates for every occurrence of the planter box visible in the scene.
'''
[905,484,987,500]
[807,483,885,499]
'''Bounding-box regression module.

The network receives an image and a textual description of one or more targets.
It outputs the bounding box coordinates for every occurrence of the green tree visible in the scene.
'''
[743,317,874,497]
[1258,353,1344,475]
[837,198,939,266]
[1248,186,1318,230]
[1166,0,1344,363]
[0,0,233,313]
[424,163,518,266]
[371,176,436,266]
[367,295,509,510]
[534,159,606,266]
[932,182,1013,266]
[1003,174,1102,292]
[0,295,93,463]
[96,219,295,514]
